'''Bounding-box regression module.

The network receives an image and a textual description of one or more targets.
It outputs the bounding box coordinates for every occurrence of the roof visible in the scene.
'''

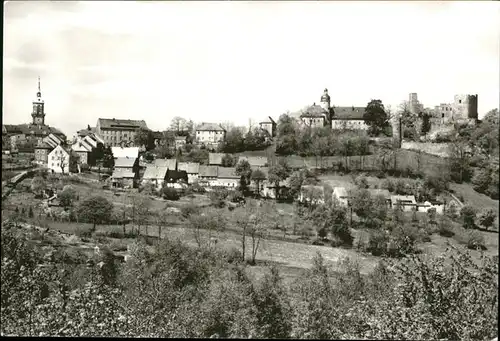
[143,165,168,180]
[48,145,70,156]
[152,131,164,139]
[111,147,139,159]
[259,116,276,124]
[175,135,187,141]
[196,122,225,132]
[333,187,349,198]
[114,157,137,168]
[34,142,53,150]
[111,168,136,179]
[217,167,239,179]
[178,162,200,174]
[368,189,391,199]
[154,158,177,169]
[238,156,268,167]
[199,165,218,177]
[71,139,93,152]
[300,104,329,118]
[97,118,148,130]
[209,153,224,165]
[333,106,366,120]
[283,156,306,169]
[390,195,417,205]
[3,124,66,138]
[43,134,62,149]
[77,127,96,136]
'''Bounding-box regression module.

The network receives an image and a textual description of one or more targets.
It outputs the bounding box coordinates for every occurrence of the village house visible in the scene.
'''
[111,156,139,189]
[71,138,94,165]
[300,104,329,128]
[332,187,351,206]
[258,116,277,138]
[96,118,148,147]
[209,153,224,166]
[154,158,183,184]
[416,200,445,214]
[390,195,417,212]
[48,145,71,174]
[195,123,226,147]
[42,133,64,149]
[331,107,369,130]
[215,167,240,189]
[178,162,200,184]
[198,165,218,187]
[141,165,168,190]
[34,141,53,166]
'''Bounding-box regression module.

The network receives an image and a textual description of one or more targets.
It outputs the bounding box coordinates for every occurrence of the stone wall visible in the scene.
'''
[400,141,450,157]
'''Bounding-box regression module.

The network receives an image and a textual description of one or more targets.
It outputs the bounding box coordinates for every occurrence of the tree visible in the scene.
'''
[350,189,372,221]
[31,176,45,198]
[77,196,113,232]
[235,159,252,192]
[169,116,188,133]
[189,209,226,249]
[275,114,299,155]
[420,112,432,136]
[477,209,496,230]
[222,128,245,153]
[134,128,155,151]
[472,168,491,194]
[134,197,151,236]
[363,99,389,137]
[250,169,266,196]
[268,159,291,199]
[221,154,235,167]
[59,185,77,209]
[288,171,304,199]
[399,101,419,140]
[460,205,477,229]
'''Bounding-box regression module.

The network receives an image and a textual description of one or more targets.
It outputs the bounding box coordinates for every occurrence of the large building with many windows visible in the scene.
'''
[194,122,226,147]
[95,118,149,147]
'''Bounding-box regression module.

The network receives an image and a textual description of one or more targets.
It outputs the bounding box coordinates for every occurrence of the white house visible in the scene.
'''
[215,167,239,189]
[195,123,226,146]
[332,187,350,206]
[48,145,70,174]
[390,195,417,212]
[111,146,139,159]
[417,200,445,214]
[331,107,369,131]
[198,165,219,187]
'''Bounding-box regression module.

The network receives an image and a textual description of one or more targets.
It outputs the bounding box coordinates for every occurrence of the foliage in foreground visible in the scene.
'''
[0,225,497,339]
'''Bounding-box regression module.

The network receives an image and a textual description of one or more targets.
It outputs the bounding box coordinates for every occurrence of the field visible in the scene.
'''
[450,182,499,228]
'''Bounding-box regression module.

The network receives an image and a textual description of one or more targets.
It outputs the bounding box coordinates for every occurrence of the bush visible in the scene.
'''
[438,224,455,237]
[354,175,369,189]
[460,205,477,229]
[162,187,180,200]
[381,179,395,192]
[376,171,387,179]
[466,230,487,250]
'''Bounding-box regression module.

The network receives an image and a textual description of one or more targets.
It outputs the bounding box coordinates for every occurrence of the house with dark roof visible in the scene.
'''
[216,167,240,189]
[96,118,148,147]
[142,165,169,189]
[331,106,369,130]
[71,138,93,165]
[112,156,140,188]
[198,165,218,186]
[195,122,226,146]
[178,162,200,184]
[300,104,330,128]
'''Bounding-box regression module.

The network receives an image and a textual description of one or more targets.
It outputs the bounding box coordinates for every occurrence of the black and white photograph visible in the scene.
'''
[2,0,499,339]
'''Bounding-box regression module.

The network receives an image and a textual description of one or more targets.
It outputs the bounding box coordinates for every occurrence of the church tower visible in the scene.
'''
[320,88,331,111]
[31,76,45,125]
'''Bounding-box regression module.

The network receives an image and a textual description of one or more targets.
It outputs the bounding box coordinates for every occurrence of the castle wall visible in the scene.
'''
[400,141,451,158]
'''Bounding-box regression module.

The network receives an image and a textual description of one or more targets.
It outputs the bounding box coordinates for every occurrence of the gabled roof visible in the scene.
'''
[154,158,177,170]
[3,124,66,138]
[333,106,366,120]
[217,167,239,179]
[178,162,200,174]
[111,147,139,159]
[196,122,225,132]
[143,165,168,180]
[300,104,329,118]
[390,195,417,205]
[209,153,224,165]
[35,142,53,150]
[199,165,218,177]
[71,139,93,152]
[48,144,70,156]
[175,135,187,141]
[259,116,276,124]
[77,127,96,137]
[111,168,136,179]
[238,156,268,167]
[98,118,148,130]
[114,157,137,168]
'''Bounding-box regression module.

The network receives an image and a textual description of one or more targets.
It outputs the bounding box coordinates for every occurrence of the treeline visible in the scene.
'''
[1,225,497,339]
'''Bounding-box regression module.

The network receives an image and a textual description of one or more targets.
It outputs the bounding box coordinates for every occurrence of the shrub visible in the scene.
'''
[438,224,455,237]
[354,175,369,189]
[376,171,387,179]
[109,239,128,252]
[162,187,180,201]
[381,178,395,192]
[478,208,496,230]
[466,230,487,251]
[460,205,477,229]
[367,230,389,256]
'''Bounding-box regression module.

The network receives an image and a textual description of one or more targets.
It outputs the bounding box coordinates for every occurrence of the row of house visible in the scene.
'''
[299,185,451,214]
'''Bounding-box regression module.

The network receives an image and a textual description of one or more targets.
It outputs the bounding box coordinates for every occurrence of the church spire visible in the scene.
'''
[37,76,41,98]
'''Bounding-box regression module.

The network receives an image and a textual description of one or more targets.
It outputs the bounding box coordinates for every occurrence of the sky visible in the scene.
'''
[3,1,499,136]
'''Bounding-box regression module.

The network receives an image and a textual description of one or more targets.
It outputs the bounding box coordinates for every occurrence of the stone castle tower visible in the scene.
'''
[320,88,331,111]
[453,94,478,122]
[31,76,46,126]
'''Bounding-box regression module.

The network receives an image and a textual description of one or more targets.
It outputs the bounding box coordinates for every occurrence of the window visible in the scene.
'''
[52,163,54,167]
[459,100,462,104]
[52,156,55,160]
